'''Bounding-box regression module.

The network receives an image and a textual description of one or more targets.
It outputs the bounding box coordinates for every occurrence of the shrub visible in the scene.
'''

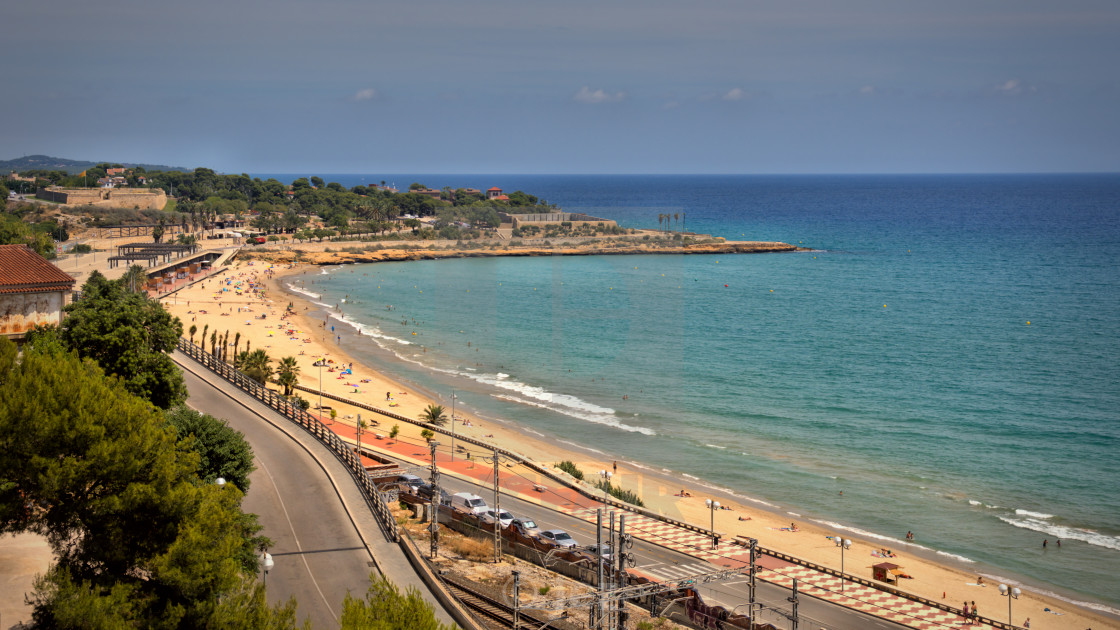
[595,479,644,507]
[557,460,584,481]
[538,585,551,596]
[71,243,93,253]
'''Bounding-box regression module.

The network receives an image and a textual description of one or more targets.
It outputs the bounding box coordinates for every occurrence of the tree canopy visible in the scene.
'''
[166,405,256,492]
[54,270,186,408]
[0,337,301,628]
[340,575,457,630]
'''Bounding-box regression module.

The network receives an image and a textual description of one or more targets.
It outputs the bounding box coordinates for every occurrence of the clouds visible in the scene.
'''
[722,88,746,101]
[350,88,379,102]
[991,79,1036,97]
[574,86,626,104]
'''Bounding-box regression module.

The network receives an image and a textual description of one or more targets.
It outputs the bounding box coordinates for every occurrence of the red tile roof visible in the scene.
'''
[487,187,502,192]
[0,245,76,294]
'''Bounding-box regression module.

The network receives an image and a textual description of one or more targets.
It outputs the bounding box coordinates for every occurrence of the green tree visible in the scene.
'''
[276,356,300,396]
[166,405,256,492]
[420,429,434,443]
[389,424,400,444]
[189,324,198,346]
[340,575,456,630]
[58,271,186,408]
[240,348,272,385]
[419,404,447,426]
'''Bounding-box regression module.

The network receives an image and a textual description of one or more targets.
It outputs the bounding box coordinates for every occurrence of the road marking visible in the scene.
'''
[255,453,338,620]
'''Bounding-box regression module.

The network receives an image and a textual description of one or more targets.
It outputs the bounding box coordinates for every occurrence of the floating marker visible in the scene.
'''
[725,284,729,287]
[1027,321,1031,325]
[884,304,887,308]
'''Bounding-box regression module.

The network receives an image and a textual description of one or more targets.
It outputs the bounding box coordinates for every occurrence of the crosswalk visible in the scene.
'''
[633,561,724,582]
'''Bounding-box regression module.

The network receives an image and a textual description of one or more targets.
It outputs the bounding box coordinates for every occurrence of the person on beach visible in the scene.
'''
[963,602,970,624]
[1043,539,1048,548]
[971,601,978,624]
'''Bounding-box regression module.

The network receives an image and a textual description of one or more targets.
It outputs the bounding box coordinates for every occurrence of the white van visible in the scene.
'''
[450,492,488,516]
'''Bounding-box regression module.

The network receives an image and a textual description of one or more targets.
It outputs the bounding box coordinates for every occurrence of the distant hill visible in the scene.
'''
[0,154,189,174]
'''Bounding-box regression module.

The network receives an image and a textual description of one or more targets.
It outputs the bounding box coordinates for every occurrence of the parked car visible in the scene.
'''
[479,509,514,528]
[583,544,612,561]
[509,518,540,538]
[450,492,489,516]
[538,529,578,549]
[395,474,424,491]
[416,483,449,504]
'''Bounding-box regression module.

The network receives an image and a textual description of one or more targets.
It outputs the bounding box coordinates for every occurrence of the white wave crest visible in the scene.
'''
[286,284,321,300]
[935,550,976,564]
[968,500,982,506]
[706,444,728,450]
[997,516,1120,551]
[493,394,654,435]
[1014,509,1054,519]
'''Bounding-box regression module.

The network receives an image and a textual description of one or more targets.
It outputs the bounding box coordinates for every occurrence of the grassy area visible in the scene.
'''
[163,198,177,212]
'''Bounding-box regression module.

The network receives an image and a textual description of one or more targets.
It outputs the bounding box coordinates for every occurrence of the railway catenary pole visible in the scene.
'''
[493,455,501,563]
[429,440,440,559]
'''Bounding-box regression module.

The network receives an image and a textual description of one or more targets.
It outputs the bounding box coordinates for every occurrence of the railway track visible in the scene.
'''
[442,573,558,629]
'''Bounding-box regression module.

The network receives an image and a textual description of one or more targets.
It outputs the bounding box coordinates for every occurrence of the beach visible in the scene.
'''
[160,257,1116,630]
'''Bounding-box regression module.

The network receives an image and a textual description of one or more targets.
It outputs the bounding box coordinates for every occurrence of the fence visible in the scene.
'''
[176,339,399,542]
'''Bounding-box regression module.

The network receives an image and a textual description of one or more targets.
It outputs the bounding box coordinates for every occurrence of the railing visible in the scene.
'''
[176,339,398,542]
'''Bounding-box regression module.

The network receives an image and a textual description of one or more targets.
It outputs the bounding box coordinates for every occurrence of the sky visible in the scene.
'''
[3,0,1119,174]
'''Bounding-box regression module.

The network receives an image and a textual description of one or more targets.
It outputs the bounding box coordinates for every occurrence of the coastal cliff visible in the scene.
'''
[235,240,803,265]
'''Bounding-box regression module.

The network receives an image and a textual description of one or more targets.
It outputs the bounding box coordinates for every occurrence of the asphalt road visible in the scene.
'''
[177,365,452,629]
[436,473,905,630]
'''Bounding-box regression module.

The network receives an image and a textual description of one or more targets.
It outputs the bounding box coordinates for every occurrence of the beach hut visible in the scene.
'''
[871,562,902,584]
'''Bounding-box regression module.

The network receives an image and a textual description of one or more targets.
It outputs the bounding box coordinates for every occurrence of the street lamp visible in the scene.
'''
[215,477,226,489]
[834,536,852,591]
[450,390,457,461]
[999,583,1021,625]
[316,358,323,417]
[705,499,720,548]
[356,413,364,461]
[260,552,274,586]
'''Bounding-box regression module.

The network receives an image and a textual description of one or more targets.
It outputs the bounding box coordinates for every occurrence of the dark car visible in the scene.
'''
[395,474,424,491]
[416,483,450,504]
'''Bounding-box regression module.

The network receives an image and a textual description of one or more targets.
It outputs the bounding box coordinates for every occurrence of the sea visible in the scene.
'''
[265,173,1120,616]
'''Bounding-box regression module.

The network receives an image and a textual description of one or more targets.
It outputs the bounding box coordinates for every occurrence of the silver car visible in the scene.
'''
[509,518,540,538]
[538,529,578,549]
[480,509,514,528]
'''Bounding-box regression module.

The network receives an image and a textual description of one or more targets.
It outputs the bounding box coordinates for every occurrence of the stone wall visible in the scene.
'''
[0,290,71,339]
[35,187,167,210]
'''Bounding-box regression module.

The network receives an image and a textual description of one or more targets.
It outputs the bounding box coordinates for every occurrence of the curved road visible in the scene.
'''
[176,359,453,629]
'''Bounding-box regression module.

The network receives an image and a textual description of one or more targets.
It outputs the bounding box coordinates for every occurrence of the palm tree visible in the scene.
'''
[674,212,680,233]
[240,349,272,385]
[201,324,209,351]
[420,404,447,426]
[210,331,218,356]
[223,330,230,362]
[121,265,147,293]
[189,324,197,346]
[233,332,241,360]
[276,356,300,396]
[657,214,663,232]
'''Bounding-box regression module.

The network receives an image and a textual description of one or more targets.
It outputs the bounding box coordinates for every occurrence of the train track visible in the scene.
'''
[442,574,558,629]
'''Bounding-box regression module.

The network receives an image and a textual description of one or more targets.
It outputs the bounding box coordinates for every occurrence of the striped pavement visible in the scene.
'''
[559,506,987,629]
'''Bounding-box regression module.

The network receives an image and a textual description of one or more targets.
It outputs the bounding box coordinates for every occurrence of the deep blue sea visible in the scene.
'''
[267,174,1120,614]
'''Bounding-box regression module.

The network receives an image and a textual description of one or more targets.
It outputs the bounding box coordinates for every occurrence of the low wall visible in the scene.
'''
[35,187,167,210]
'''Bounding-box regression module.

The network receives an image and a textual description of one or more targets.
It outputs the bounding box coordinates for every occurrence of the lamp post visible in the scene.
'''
[356,413,363,460]
[260,552,274,586]
[835,536,852,591]
[999,584,1021,625]
[705,499,720,548]
[316,359,323,417]
[215,477,226,489]
[450,390,457,461]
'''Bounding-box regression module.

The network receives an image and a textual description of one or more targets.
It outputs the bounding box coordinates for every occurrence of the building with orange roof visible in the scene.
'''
[0,245,76,341]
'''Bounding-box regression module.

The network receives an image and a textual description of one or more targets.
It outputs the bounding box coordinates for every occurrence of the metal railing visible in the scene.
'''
[176,338,398,542]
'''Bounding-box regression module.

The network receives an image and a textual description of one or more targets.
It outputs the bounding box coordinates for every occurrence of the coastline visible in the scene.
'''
[162,258,1118,630]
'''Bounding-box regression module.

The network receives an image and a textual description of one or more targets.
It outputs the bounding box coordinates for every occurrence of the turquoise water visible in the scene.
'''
[278,174,1120,614]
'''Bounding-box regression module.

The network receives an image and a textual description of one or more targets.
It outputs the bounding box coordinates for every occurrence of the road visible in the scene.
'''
[177,362,454,629]
[435,474,904,630]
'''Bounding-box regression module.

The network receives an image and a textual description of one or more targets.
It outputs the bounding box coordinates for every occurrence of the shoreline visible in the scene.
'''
[162,258,1118,630]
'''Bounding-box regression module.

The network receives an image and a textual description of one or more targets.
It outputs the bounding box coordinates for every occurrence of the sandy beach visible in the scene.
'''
[160,259,1115,630]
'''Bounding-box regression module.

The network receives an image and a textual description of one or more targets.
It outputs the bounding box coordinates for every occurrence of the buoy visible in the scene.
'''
[884,304,887,308]
[770,289,773,293]
[1027,321,1031,325]
[725,284,729,287]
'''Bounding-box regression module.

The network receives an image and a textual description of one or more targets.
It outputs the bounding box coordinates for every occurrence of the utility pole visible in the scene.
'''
[615,514,627,630]
[512,570,521,630]
[747,537,758,628]
[492,455,501,563]
[429,440,440,559]
[356,413,363,460]
[595,509,604,630]
[788,578,799,630]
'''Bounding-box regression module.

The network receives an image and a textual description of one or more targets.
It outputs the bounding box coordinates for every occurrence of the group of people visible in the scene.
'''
[962,601,980,625]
